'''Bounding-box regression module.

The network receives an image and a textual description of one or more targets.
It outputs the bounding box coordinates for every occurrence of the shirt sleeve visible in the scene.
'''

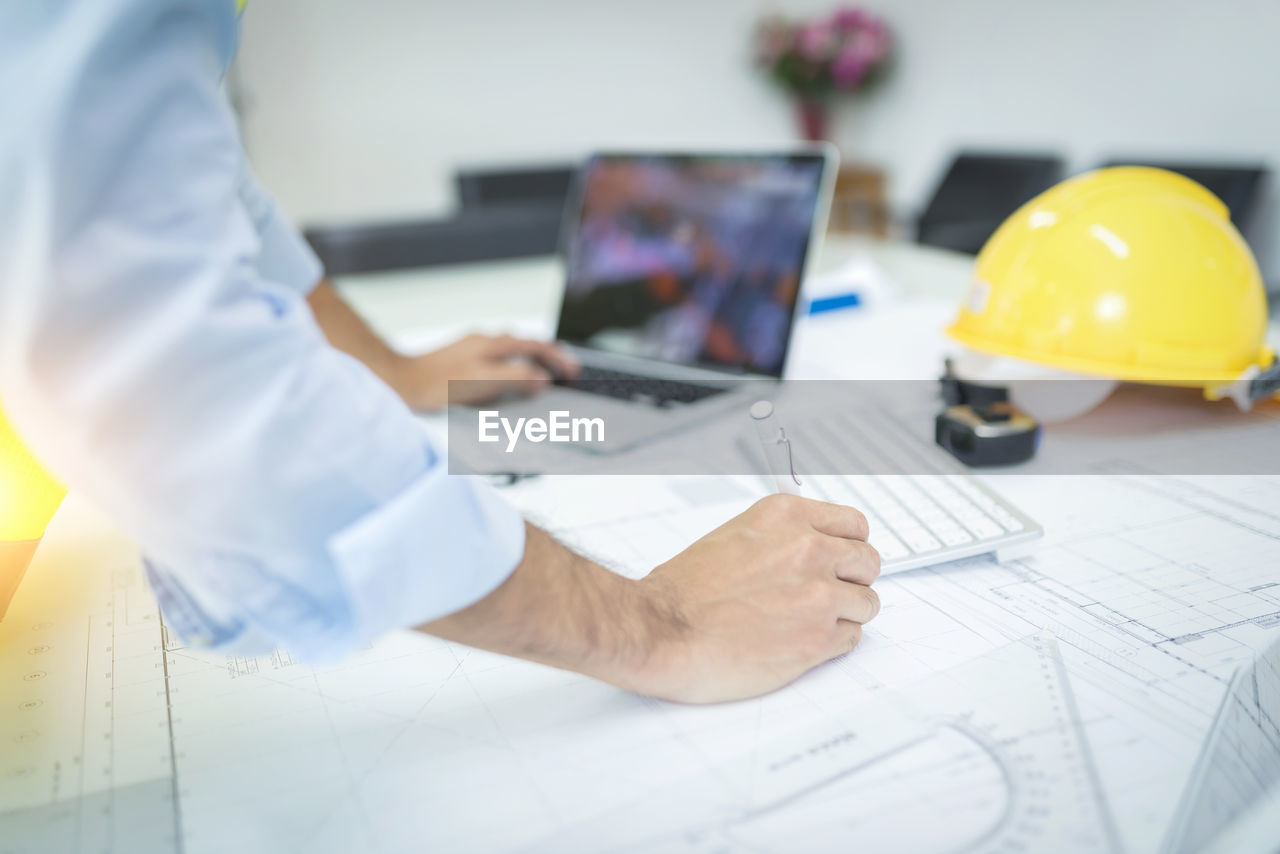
[0,0,525,660]
[237,161,325,295]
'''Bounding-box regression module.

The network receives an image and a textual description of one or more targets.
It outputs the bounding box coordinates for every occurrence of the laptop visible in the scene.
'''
[457,149,1041,571]
[523,148,837,452]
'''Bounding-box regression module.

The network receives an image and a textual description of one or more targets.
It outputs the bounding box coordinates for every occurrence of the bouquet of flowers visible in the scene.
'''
[754,6,892,140]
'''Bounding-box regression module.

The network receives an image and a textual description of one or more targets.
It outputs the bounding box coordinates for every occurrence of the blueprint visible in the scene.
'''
[0,507,179,853]
[529,633,1122,853]
[2,474,1279,853]
[1161,629,1280,854]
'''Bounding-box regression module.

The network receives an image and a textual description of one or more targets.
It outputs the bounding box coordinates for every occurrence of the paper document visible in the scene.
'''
[3,474,1278,852]
[531,634,1121,853]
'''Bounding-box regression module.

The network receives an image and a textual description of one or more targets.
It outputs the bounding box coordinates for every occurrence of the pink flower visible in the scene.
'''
[832,7,870,31]
[796,21,839,61]
[754,17,795,65]
[830,49,868,87]
[752,6,892,97]
[847,27,889,66]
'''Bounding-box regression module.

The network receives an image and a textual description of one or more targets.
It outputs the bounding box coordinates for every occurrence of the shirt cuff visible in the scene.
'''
[329,466,527,641]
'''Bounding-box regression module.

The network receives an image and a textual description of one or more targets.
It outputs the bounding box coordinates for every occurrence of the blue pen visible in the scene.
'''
[807,292,862,315]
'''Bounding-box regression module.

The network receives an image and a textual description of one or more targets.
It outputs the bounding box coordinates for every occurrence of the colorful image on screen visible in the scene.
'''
[558,153,827,376]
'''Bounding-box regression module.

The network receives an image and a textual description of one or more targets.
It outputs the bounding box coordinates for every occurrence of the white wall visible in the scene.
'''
[234,0,1280,282]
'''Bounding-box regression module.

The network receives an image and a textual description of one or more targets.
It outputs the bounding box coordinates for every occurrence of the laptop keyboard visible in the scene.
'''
[558,365,728,406]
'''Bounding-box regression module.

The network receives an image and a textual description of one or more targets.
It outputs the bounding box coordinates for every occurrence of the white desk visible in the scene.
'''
[336,236,1279,384]
[5,239,1280,854]
[333,236,976,357]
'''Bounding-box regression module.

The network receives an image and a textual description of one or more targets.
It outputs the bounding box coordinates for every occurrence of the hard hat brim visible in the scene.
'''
[946,323,1277,388]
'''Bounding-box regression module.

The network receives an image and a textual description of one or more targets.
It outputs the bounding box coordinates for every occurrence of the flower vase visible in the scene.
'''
[795,98,830,143]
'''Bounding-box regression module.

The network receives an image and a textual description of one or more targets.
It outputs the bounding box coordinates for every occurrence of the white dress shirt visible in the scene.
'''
[0,0,526,659]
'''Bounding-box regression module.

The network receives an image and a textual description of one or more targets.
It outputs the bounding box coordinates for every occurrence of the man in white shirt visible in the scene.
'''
[0,0,879,703]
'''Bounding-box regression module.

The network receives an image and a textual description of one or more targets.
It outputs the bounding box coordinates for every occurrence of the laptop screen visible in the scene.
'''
[557,152,830,377]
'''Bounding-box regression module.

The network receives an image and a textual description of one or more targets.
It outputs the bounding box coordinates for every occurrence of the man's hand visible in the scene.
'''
[305,280,578,411]
[390,333,580,411]
[420,494,880,705]
[633,494,880,702]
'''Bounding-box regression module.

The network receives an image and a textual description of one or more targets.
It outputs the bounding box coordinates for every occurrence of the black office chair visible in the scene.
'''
[303,203,565,275]
[916,152,1065,255]
[304,162,583,275]
[455,164,578,211]
[1099,160,1268,234]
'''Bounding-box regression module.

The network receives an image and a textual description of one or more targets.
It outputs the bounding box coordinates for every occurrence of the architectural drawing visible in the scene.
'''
[2,474,1278,852]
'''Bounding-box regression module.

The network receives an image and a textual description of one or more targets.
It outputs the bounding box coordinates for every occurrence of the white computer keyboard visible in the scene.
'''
[805,472,1040,572]
[785,404,1043,573]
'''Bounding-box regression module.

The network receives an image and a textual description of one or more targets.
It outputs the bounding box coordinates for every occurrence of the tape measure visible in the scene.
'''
[936,360,1041,467]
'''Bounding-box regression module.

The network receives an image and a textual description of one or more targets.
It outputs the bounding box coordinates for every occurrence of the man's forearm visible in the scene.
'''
[306,279,408,388]
[306,279,582,411]
[420,497,881,704]
[418,524,683,693]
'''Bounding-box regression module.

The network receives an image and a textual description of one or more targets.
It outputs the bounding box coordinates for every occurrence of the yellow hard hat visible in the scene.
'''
[947,167,1276,400]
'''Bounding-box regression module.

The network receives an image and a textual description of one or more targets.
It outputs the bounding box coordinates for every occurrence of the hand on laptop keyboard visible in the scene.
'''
[380,333,580,410]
